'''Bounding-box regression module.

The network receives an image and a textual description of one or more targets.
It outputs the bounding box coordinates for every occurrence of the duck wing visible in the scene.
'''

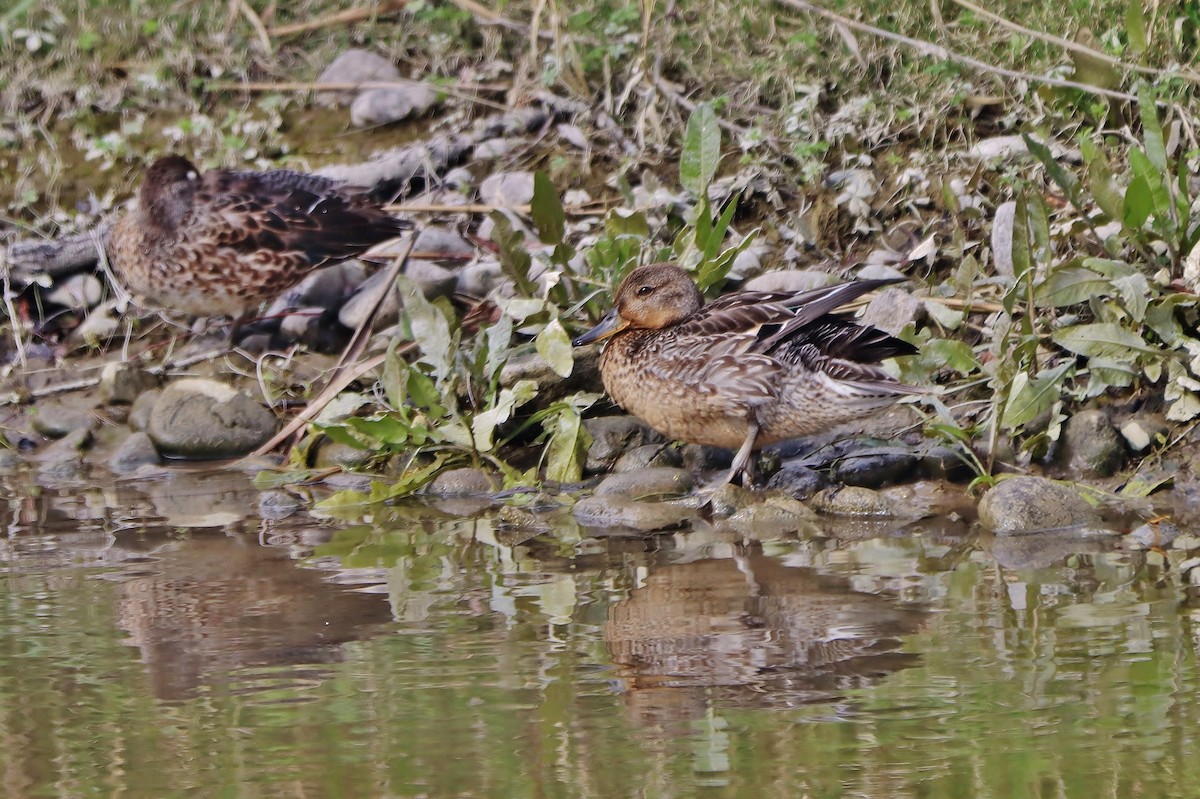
[195,169,409,266]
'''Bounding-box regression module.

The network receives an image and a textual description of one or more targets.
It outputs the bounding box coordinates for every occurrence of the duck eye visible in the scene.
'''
[636,285,654,296]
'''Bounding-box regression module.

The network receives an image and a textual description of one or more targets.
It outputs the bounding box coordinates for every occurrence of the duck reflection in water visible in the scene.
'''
[605,551,924,728]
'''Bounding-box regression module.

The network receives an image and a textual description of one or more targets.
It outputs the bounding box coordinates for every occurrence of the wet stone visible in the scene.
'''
[414,227,475,259]
[30,400,93,439]
[100,363,158,405]
[977,476,1102,534]
[594,467,694,500]
[128,389,162,432]
[583,416,665,474]
[258,490,305,520]
[766,462,830,500]
[109,431,160,474]
[831,446,920,488]
[681,443,732,475]
[809,485,898,517]
[1124,521,1180,551]
[722,494,821,539]
[572,495,695,533]
[148,378,278,459]
[426,467,495,497]
[613,443,682,473]
[1061,410,1126,478]
[313,441,373,470]
[35,427,93,465]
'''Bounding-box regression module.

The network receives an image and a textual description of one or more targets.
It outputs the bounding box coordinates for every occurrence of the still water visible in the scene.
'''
[0,467,1196,798]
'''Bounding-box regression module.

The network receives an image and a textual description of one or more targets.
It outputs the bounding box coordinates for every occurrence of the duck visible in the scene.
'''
[572,263,922,484]
[107,155,409,324]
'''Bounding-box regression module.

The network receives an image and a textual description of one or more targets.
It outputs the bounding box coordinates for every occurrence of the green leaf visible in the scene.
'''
[542,402,591,483]
[1126,0,1147,54]
[1001,363,1071,431]
[488,211,538,297]
[535,318,574,378]
[1111,272,1150,321]
[1035,265,1110,307]
[1021,133,1079,204]
[252,469,322,489]
[470,380,539,451]
[1051,322,1159,360]
[397,275,454,381]
[921,338,979,374]
[531,172,566,246]
[1081,137,1125,221]
[1138,84,1167,172]
[680,102,721,195]
[1128,147,1169,220]
[1123,174,1153,230]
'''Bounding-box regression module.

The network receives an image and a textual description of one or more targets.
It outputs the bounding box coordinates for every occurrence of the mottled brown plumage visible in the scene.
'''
[573,263,922,484]
[108,155,409,319]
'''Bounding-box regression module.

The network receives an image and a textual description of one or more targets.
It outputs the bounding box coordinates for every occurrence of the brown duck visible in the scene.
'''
[108,155,409,321]
[573,263,922,484]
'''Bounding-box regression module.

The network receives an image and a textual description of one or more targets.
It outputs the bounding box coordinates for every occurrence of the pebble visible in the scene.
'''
[594,467,694,499]
[350,83,439,127]
[583,416,664,474]
[147,378,278,459]
[572,495,695,533]
[479,172,536,205]
[316,48,401,107]
[613,443,682,472]
[128,389,162,432]
[977,476,1102,534]
[765,462,829,500]
[808,485,897,517]
[426,467,495,496]
[109,431,161,473]
[1061,410,1126,477]
[99,363,158,405]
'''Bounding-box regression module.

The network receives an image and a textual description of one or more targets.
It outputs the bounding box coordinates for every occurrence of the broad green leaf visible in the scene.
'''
[470,380,538,451]
[311,489,371,518]
[542,403,591,483]
[531,172,566,245]
[1081,137,1125,221]
[484,312,514,380]
[1138,84,1167,172]
[921,338,979,374]
[406,366,443,415]
[923,299,966,329]
[372,453,453,500]
[1051,322,1158,359]
[312,391,371,424]
[1111,272,1150,321]
[604,209,650,237]
[1126,0,1147,54]
[1129,147,1169,218]
[1081,257,1138,278]
[705,195,740,260]
[316,422,373,449]
[1035,265,1109,307]
[681,102,720,195]
[346,415,413,446]
[1021,133,1079,203]
[1001,362,1071,430]
[535,318,574,378]
[1145,295,1190,346]
[1167,389,1200,421]
[488,211,538,297]
[398,275,454,381]
[1123,174,1153,230]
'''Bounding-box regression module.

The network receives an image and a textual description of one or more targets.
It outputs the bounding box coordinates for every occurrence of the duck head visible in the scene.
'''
[572,263,704,346]
[139,155,200,234]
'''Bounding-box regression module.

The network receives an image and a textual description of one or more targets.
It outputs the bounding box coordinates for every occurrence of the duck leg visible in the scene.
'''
[722,419,761,486]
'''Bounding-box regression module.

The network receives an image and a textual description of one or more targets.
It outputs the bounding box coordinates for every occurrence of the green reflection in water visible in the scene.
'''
[0,482,1198,798]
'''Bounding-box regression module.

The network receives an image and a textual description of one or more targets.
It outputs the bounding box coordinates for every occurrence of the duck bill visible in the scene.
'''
[572,308,628,346]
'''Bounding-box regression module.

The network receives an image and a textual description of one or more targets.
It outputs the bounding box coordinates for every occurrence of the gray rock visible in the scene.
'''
[809,485,897,517]
[766,463,829,500]
[316,49,401,107]
[350,83,439,127]
[1124,521,1180,550]
[99,363,158,405]
[474,138,524,159]
[128,389,162,432]
[48,273,103,309]
[426,467,495,496]
[721,494,821,539]
[613,443,682,472]
[479,172,536,206]
[727,245,769,282]
[741,269,833,293]
[1119,413,1170,455]
[30,400,93,439]
[0,448,19,470]
[34,426,93,464]
[268,260,369,314]
[681,443,732,474]
[313,441,374,470]
[860,287,924,336]
[572,495,695,533]
[1061,410,1126,477]
[977,476,1102,534]
[277,307,326,348]
[414,227,476,259]
[455,259,505,297]
[831,446,920,488]
[584,416,665,474]
[109,431,160,473]
[147,378,278,459]
[258,489,305,520]
[498,347,603,406]
[337,261,457,331]
[594,467,694,499]
[987,530,1112,569]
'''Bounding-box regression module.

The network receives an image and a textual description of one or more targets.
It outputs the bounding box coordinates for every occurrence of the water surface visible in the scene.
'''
[0,468,1195,798]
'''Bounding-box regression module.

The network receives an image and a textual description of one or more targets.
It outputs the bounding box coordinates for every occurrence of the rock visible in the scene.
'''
[426,467,495,496]
[1124,521,1180,550]
[128,389,162,432]
[988,530,1112,569]
[276,307,327,349]
[583,416,665,473]
[350,84,439,127]
[918,446,975,482]
[147,378,278,459]
[455,259,505,297]
[594,467,694,499]
[1061,410,1126,477]
[831,446,920,488]
[681,443,732,474]
[337,261,457,331]
[613,443,682,472]
[479,172,536,206]
[30,400,93,438]
[977,476,1102,534]
[109,431,160,473]
[860,287,924,336]
[766,462,829,500]
[99,362,158,405]
[722,494,821,538]
[316,49,401,107]
[313,441,373,470]
[809,485,897,517]
[47,273,103,309]
[269,260,368,314]
[727,245,769,282]
[498,347,602,406]
[34,426,93,464]
[741,269,833,293]
[1119,413,1170,455]
[68,302,121,346]
[474,138,525,159]
[572,495,695,533]
[258,489,305,520]
[413,227,476,259]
